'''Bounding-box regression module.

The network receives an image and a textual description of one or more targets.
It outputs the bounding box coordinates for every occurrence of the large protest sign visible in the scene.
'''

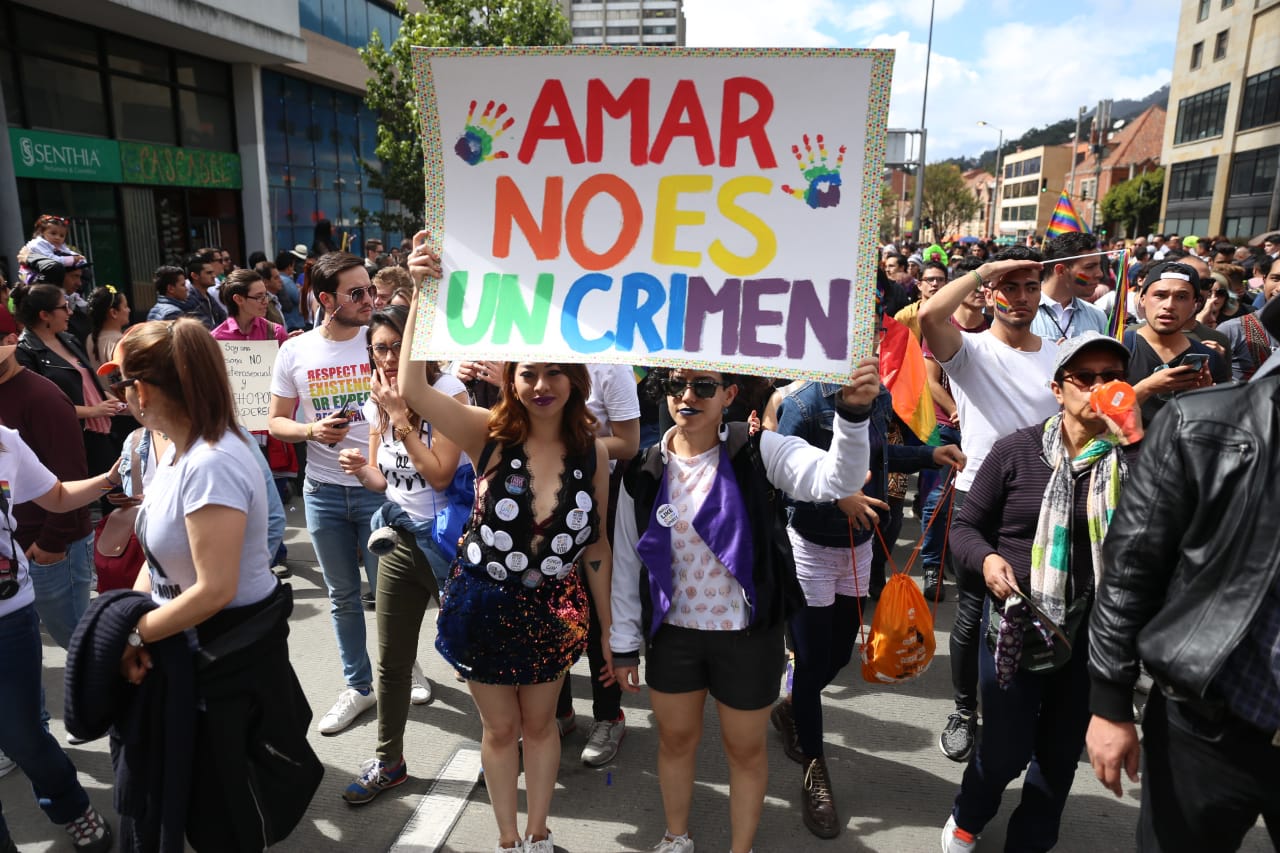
[219,340,277,431]
[410,47,893,382]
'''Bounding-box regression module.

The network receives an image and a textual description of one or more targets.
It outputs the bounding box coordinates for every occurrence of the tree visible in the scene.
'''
[917,163,982,239]
[1100,167,1164,238]
[358,0,571,236]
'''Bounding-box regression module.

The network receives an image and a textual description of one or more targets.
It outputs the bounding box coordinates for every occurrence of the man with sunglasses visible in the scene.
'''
[269,252,382,735]
[919,246,1062,764]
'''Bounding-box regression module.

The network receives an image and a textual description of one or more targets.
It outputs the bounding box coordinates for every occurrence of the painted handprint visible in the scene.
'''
[780,134,847,209]
[454,100,515,166]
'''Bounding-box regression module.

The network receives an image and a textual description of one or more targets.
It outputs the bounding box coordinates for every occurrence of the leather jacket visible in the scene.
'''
[15,328,99,407]
[1088,374,1280,722]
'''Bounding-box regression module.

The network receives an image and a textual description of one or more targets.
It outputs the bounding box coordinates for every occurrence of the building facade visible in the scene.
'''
[559,0,685,45]
[1067,104,1166,238]
[995,144,1072,241]
[1159,0,1279,239]
[0,0,405,308]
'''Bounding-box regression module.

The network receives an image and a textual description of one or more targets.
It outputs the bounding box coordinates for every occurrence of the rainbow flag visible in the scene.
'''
[1045,191,1089,239]
[879,315,936,444]
[1108,249,1130,340]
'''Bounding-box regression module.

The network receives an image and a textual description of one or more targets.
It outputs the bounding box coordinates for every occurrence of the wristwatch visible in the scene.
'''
[127,627,145,648]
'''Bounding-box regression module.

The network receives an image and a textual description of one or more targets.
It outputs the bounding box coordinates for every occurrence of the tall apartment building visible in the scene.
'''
[559,0,685,46]
[1159,0,1279,239]
[995,144,1073,241]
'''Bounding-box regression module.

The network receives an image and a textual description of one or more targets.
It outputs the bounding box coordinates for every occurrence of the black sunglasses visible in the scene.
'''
[662,377,729,399]
[1061,369,1126,388]
[109,377,140,396]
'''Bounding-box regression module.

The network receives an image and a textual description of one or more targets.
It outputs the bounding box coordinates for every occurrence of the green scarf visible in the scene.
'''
[1029,414,1126,625]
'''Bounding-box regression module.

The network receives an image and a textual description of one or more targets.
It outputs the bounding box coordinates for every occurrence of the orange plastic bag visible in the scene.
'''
[861,573,936,683]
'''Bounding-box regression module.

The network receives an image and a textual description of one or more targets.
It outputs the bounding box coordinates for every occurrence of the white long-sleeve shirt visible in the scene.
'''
[610,414,870,655]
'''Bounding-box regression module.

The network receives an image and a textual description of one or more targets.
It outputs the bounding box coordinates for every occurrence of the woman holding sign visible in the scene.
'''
[400,234,616,853]
[609,361,877,853]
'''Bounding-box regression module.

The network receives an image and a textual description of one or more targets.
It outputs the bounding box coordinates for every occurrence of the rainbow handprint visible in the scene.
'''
[780,134,847,209]
[454,100,515,166]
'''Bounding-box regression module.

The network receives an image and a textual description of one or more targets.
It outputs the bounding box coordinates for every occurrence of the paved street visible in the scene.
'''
[5,496,1272,853]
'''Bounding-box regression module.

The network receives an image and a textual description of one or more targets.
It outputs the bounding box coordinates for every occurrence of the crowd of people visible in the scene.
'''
[0,213,1277,853]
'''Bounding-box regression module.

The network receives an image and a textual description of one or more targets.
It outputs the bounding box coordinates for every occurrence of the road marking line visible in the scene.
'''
[389,744,482,853]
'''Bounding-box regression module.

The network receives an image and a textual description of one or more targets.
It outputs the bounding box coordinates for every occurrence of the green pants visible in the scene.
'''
[375,529,441,764]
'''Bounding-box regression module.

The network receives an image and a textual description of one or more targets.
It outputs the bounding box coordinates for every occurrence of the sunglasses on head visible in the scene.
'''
[663,377,729,399]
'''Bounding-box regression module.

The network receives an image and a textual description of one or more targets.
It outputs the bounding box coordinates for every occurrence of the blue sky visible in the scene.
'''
[684,0,1177,162]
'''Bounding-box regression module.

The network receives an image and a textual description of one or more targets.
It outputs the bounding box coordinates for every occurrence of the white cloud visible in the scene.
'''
[683,0,1173,161]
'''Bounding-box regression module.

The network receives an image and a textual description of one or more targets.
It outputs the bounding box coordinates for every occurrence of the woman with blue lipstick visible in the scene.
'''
[610,360,879,853]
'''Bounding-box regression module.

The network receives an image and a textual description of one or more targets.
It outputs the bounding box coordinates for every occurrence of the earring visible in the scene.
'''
[138,408,146,420]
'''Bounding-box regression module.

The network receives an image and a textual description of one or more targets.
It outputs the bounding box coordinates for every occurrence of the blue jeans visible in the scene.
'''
[921,425,961,573]
[0,603,92,843]
[371,501,452,588]
[28,531,94,650]
[303,478,383,692]
[951,604,1093,851]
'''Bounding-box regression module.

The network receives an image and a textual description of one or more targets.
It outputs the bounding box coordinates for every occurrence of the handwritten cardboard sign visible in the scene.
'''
[410,47,893,382]
[219,340,278,431]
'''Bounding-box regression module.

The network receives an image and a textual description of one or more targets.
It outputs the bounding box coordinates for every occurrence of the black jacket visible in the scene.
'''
[15,328,101,408]
[1089,375,1280,722]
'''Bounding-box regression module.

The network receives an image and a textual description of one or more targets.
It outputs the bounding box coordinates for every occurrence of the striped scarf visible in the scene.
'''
[1029,415,1126,625]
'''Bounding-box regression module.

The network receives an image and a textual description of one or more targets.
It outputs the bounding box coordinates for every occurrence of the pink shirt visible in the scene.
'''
[210,316,287,345]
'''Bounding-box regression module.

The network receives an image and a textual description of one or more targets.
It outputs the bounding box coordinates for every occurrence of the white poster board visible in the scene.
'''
[219,340,278,431]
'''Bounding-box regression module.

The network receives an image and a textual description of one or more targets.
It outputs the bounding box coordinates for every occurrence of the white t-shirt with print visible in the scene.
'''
[941,331,1060,491]
[586,363,642,472]
[361,372,468,522]
[138,431,277,608]
[0,426,56,618]
[663,444,749,632]
[271,329,373,485]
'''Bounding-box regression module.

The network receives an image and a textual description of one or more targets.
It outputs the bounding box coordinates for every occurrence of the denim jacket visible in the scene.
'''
[777,382,937,548]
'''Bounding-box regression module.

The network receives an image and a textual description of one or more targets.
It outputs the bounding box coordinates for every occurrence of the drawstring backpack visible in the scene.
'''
[856,468,955,683]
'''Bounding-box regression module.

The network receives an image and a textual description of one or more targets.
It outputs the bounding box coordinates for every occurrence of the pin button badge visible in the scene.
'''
[656,503,679,528]
[495,498,519,522]
[486,562,508,581]
[493,530,513,552]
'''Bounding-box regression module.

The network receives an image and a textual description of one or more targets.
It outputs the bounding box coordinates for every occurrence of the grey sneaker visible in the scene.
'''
[939,710,977,762]
[581,715,625,767]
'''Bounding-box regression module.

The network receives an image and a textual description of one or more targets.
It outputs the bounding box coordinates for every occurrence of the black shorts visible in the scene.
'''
[645,622,786,711]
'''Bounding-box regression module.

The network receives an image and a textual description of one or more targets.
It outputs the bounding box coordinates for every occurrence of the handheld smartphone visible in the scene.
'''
[1177,353,1209,372]
[326,401,357,447]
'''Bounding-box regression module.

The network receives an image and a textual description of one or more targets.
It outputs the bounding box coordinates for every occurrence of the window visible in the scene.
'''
[1213,30,1228,61]
[110,75,176,144]
[1174,84,1230,144]
[107,38,170,80]
[1168,157,1218,200]
[179,90,232,150]
[1222,0,1233,7]
[1081,178,1097,201]
[301,0,399,48]
[21,56,108,136]
[175,54,230,93]
[1197,0,1210,20]
[1228,146,1278,197]
[1240,67,1280,131]
[1191,41,1203,69]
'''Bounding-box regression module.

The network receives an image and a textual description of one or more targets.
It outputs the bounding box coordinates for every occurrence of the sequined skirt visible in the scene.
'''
[435,561,589,685]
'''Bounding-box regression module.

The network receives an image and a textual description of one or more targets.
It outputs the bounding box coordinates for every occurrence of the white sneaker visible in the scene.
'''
[525,831,554,853]
[410,662,434,705]
[581,715,625,766]
[0,749,15,778]
[318,687,377,735]
[941,814,978,852]
[653,834,695,853]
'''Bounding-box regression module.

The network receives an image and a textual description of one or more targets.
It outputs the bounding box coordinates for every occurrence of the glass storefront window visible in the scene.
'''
[15,9,98,66]
[22,56,107,136]
[299,0,323,33]
[0,50,20,126]
[345,0,369,48]
[175,54,229,93]
[179,89,233,150]
[322,0,345,41]
[111,75,177,144]
[107,38,171,81]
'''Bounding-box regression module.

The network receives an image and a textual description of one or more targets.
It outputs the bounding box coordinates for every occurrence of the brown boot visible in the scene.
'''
[770,700,804,764]
[802,757,839,839]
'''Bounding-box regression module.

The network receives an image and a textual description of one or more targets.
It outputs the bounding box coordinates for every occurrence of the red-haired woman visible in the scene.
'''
[399,233,615,853]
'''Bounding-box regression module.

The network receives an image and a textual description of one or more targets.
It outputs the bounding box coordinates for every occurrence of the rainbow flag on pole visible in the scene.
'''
[1108,249,1130,340]
[1045,191,1089,238]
